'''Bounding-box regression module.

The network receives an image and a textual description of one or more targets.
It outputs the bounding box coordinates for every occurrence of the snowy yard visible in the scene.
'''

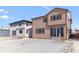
[0,38,78,53]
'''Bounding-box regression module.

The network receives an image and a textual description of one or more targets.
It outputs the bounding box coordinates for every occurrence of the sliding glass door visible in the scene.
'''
[50,27,64,37]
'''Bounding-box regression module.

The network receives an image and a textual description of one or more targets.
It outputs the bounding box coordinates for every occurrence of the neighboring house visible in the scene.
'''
[0,28,10,37]
[74,30,79,33]
[9,20,32,38]
[70,30,79,39]
[32,8,72,40]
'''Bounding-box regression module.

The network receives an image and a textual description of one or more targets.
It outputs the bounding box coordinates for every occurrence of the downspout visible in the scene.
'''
[65,11,68,40]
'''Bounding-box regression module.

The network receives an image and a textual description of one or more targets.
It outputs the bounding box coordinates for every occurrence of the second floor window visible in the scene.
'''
[19,24,22,26]
[26,29,29,33]
[26,23,28,26]
[51,14,62,20]
[19,30,23,34]
[43,18,47,23]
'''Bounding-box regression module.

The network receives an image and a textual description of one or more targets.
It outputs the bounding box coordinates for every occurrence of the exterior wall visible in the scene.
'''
[66,12,72,30]
[66,12,72,39]
[48,12,71,40]
[10,24,32,38]
[32,14,68,40]
[47,9,70,40]
[32,8,72,40]
[48,11,66,25]
[32,17,50,39]
[32,19,67,40]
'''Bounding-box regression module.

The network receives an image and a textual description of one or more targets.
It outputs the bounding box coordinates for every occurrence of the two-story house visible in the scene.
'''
[32,8,72,40]
[9,20,32,38]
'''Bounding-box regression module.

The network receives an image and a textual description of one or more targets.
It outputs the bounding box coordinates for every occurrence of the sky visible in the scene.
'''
[0,6,78,30]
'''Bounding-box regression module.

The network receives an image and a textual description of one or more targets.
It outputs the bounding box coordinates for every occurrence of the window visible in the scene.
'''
[12,30,16,35]
[60,28,64,36]
[26,29,29,33]
[36,28,45,34]
[26,22,28,26]
[58,14,62,19]
[51,16,56,20]
[51,14,62,20]
[41,28,45,33]
[43,18,47,23]
[1,30,3,33]
[19,30,23,34]
[36,29,40,34]
[57,28,60,36]
[29,23,32,25]
[51,27,64,37]
[19,24,21,26]
[53,28,56,36]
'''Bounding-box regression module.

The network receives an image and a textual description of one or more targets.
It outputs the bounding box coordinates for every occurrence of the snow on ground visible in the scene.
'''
[0,38,78,53]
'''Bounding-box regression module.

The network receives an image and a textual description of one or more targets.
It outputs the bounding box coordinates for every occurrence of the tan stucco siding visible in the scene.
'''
[32,18,50,39]
[33,28,50,39]
[48,12,66,25]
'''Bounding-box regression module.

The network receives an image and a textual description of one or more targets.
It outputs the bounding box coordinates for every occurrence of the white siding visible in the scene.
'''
[10,24,32,38]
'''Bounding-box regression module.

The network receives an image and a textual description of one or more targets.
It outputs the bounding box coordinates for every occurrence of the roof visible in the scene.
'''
[46,8,69,15]
[0,27,10,30]
[32,16,47,20]
[75,30,79,31]
[9,20,32,26]
[32,8,70,20]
